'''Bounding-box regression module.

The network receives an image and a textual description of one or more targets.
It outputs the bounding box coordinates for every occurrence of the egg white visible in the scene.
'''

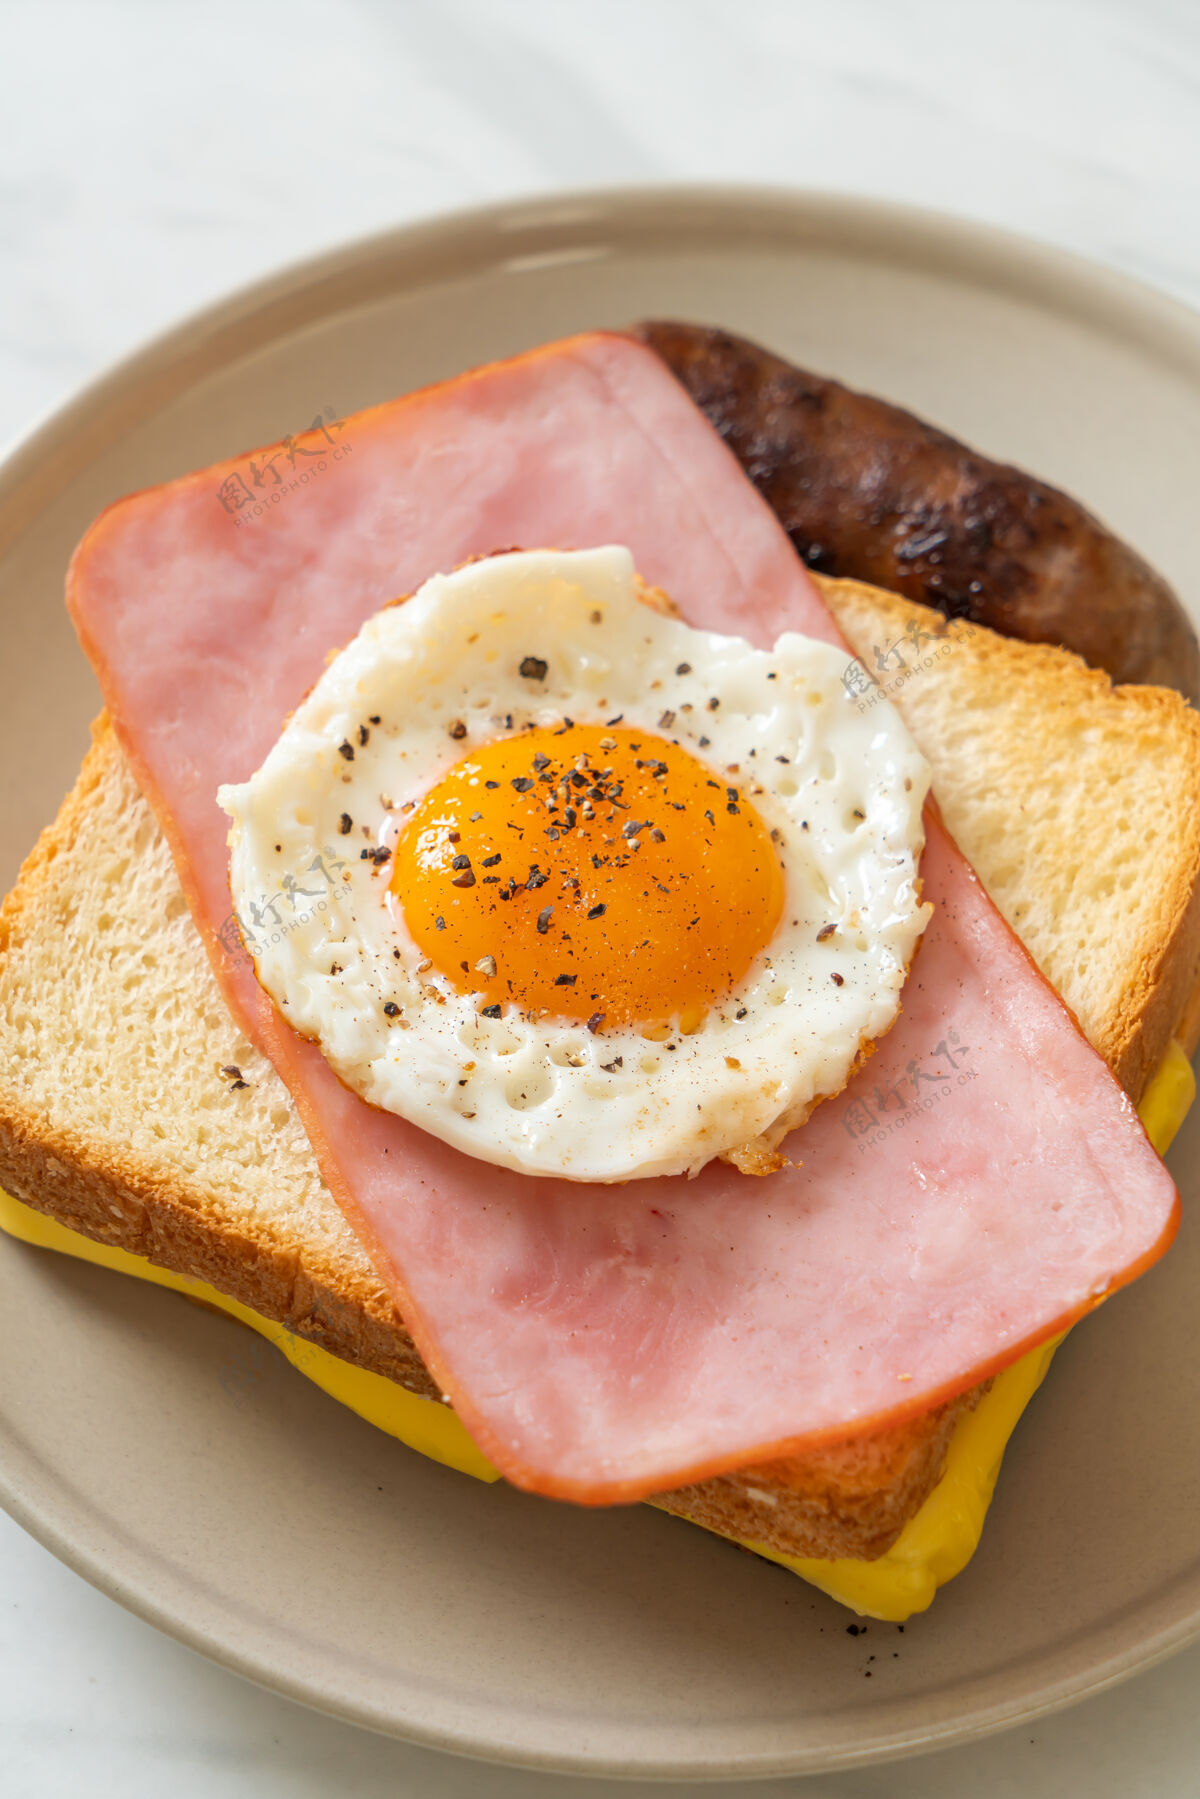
[218,547,931,1182]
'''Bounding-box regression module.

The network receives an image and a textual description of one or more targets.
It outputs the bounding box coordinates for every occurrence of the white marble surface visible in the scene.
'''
[3,0,1200,1791]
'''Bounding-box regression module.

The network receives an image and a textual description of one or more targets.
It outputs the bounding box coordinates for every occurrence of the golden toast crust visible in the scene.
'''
[821,577,1200,1097]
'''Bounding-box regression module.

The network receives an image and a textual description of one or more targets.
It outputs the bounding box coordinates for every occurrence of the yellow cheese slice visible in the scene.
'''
[0,1039,1191,1619]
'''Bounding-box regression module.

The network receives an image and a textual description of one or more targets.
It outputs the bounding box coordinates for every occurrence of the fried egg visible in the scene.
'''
[218,547,930,1182]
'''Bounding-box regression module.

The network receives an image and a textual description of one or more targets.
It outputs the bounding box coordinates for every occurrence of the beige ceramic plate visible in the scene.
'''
[1,187,1199,1781]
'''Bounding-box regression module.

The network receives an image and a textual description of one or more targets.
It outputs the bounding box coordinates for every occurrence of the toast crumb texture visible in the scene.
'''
[824,577,1200,1095]
[2,575,1198,1562]
[0,718,433,1397]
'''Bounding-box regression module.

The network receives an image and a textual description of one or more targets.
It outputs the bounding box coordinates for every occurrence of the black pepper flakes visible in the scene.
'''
[511,776,534,793]
[338,813,353,835]
[519,655,549,681]
[452,869,476,888]
[587,903,606,919]
[817,923,836,941]
[536,906,553,934]
[675,662,691,675]
[383,1001,400,1017]
[435,915,446,930]
[449,719,467,740]
[831,972,845,986]
[586,1012,605,1033]
[555,973,577,986]
[481,1003,502,1019]
[481,852,501,867]
[358,724,370,747]
[451,853,472,870]
[338,740,355,761]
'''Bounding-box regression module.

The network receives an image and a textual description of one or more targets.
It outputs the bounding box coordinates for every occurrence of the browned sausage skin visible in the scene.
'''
[632,320,1199,701]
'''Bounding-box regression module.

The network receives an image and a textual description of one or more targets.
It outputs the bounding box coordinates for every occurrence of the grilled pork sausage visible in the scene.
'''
[634,320,1198,700]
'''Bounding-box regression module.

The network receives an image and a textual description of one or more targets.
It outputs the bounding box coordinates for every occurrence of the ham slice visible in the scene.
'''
[67,332,1179,1503]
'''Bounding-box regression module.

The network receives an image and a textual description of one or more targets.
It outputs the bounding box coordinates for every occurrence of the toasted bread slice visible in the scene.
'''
[1,575,1198,1563]
[826,579,1200,1097]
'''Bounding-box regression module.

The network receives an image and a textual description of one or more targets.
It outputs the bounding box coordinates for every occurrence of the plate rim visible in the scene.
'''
[5,178,1200,555]
[2,179,1200,1780]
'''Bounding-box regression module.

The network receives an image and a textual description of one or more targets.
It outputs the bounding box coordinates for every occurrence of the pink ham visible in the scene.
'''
[67,332,1179,1503]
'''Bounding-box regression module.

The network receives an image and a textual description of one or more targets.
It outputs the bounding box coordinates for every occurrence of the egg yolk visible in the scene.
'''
[390,724,784,1031]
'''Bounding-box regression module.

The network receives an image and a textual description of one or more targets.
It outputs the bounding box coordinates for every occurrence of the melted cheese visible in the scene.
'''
[0,1039,1190,1619]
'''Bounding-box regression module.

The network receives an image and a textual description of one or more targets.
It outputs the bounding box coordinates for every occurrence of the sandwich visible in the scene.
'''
[1,328,1196,1622]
